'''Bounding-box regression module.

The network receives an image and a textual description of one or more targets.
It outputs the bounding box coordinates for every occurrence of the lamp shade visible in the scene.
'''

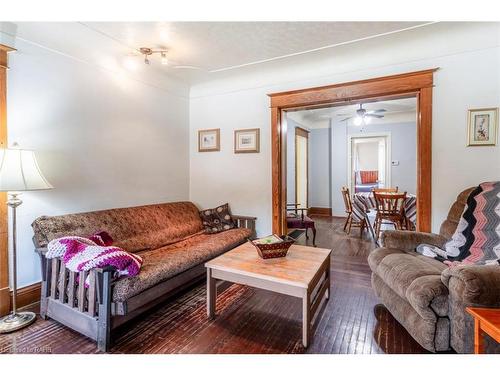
[0,147,53,192]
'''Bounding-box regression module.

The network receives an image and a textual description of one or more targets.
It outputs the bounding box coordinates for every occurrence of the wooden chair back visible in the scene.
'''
[373,192,407,216]
[341,186,353,214]
[372,186,399,193]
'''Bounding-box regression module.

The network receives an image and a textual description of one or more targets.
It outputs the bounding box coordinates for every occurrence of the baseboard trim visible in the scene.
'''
[9,282,41,310]
[308,207,332,216]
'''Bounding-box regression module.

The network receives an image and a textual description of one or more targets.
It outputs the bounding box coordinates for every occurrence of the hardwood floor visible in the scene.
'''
[0,216,428,354]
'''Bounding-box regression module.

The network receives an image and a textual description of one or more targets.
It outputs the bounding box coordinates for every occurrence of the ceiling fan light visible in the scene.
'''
[353,116,363,126]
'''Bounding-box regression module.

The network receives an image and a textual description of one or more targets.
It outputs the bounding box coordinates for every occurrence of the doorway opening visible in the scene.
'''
[283,96,417,247]
[269,69,435,237]
[348,134,391,194]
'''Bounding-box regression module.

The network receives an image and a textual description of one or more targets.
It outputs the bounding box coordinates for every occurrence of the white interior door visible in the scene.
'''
[296,132,308,208]
[347,133,391,193]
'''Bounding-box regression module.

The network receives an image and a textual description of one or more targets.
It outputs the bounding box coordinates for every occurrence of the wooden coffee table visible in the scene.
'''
[205,242,331,348]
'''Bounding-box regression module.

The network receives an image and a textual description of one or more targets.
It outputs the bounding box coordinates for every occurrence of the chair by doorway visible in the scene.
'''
[372,187,399,193]
[373,191,407,239]
[286,203,317,246]
[341,186,367,237]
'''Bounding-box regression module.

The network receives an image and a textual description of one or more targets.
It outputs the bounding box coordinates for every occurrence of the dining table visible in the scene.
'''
[351,191,417,245]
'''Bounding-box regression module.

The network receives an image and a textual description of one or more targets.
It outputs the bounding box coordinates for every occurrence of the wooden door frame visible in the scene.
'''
[294,126,309,208]
[0,44,14,316]
[268,69,437,235]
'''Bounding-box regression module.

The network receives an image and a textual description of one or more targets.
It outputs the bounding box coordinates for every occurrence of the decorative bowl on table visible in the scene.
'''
[249,234,295,259]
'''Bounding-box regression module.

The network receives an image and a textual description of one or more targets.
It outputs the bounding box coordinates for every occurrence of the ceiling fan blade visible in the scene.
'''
[339,117,351,122]
[366,109,387,114]
[366,114,384,118]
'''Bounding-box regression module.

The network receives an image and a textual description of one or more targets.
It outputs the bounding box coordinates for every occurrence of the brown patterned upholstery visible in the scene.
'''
[31,202,253,303]
[32,201,205,252]
[112,227,252,302]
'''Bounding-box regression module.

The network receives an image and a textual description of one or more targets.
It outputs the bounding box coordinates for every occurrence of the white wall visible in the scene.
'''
[309,128,331,208]
[331,121,417,216]
[190,22,500,235]
[7,38,191,287]
[356,141,380,171]
[285,118,299,205]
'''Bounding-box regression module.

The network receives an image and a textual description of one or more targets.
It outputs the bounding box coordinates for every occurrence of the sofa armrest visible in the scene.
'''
[232,214,257,221]
[381,230,447,252]
[232,215,257,239]
[35,246,48,255]
[442,265,500,306]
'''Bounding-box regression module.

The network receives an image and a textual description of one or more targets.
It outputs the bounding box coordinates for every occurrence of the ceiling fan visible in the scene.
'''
[338,103,386,125]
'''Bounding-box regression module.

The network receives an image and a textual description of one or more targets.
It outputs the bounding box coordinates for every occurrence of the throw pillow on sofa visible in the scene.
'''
[200,203,235,233]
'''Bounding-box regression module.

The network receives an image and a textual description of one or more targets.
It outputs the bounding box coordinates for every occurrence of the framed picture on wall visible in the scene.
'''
[198,128,220,152]
[234,128,260,153]
[467,108,498,146]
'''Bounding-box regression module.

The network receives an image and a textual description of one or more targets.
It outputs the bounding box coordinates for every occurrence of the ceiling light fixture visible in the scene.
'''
[161,52,169,66]
[351,104,384,126]
[134,47,169,67]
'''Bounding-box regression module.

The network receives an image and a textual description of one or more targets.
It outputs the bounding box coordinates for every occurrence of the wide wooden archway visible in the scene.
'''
[268,69,437,235]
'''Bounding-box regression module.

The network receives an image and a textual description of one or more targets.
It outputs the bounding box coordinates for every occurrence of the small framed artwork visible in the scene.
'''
[467,108,498,146]
[234,128,260,153]
[198,128,220,152]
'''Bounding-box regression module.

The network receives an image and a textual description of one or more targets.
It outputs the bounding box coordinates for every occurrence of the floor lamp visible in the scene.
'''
[0,144,53,333]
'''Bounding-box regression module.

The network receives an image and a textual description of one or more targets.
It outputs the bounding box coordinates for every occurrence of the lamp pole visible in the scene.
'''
[0,192,36,333]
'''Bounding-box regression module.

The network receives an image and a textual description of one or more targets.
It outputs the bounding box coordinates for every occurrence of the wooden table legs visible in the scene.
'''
[302,259,330,348]
[302,292,311,347]
[206,253,331,349]
[207,268,216,319]
[474,318,485,354]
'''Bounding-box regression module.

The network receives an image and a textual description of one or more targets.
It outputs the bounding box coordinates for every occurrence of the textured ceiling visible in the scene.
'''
[8,22,431,84]
[84,22,429,72]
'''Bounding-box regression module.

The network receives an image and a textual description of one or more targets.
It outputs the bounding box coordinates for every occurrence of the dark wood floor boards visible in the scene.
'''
[0,216,429,354]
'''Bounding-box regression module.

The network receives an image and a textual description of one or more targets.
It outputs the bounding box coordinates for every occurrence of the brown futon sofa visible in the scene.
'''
[369,187,500,353]
[32,201,256,351]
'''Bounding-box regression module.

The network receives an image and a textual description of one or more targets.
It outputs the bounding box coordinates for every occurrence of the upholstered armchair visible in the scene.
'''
[369,187,500,353]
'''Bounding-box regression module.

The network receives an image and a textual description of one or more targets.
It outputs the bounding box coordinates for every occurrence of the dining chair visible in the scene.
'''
[286,203,317,245]
[372,186,399,193]
[373,191,407,240]
[341,186,366,237]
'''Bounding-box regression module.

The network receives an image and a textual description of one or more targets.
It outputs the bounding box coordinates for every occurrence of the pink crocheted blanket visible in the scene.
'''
[46,231,143,286]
